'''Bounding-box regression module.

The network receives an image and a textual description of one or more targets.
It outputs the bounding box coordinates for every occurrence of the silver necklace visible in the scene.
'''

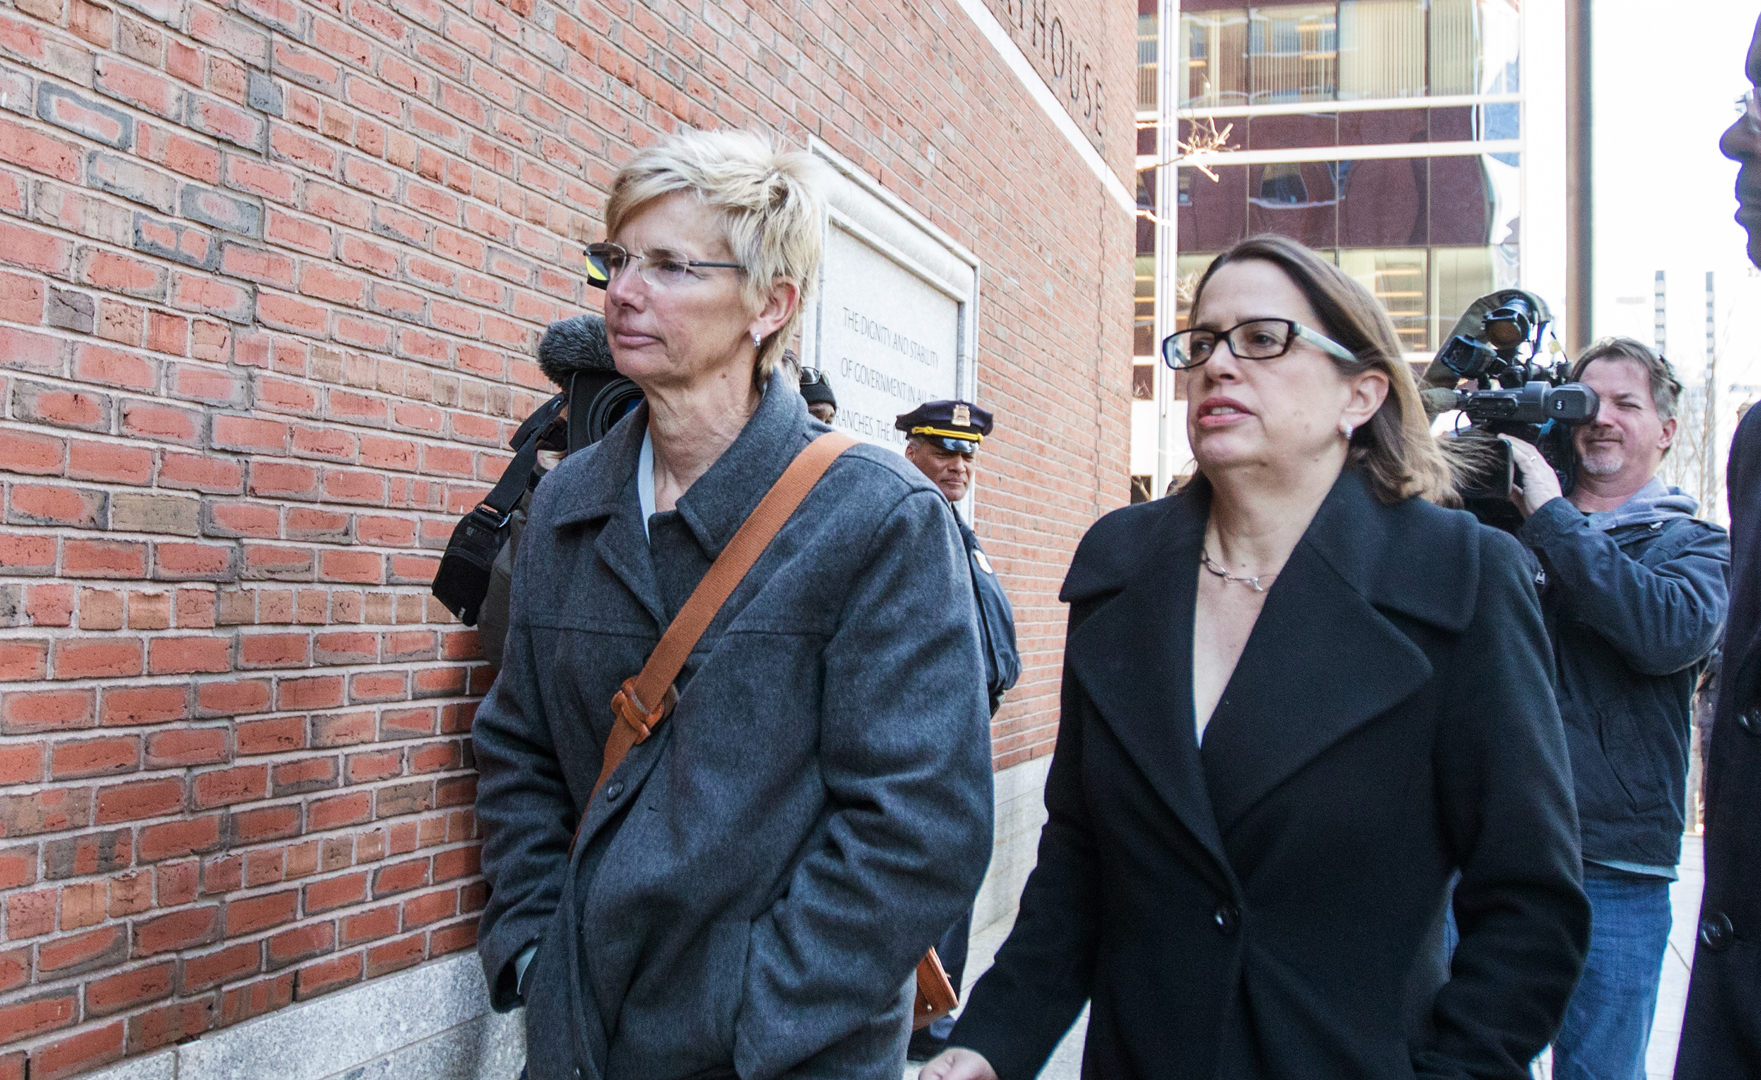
[1201,549,1276,593]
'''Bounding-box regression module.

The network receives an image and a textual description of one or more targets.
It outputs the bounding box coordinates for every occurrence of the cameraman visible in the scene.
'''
[1503,337,1729,1080]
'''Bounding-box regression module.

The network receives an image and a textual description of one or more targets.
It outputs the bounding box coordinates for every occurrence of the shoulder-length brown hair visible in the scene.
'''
[1186,235,1460,505]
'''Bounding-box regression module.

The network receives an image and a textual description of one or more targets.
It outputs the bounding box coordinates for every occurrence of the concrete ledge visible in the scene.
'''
[79,953,523,1080]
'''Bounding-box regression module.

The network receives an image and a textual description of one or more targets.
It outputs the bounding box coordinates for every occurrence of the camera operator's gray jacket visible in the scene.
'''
[1521,480,1729,872]
[471,370,994,1080]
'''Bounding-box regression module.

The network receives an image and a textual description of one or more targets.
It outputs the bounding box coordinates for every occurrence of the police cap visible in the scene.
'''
[895,400,993,454]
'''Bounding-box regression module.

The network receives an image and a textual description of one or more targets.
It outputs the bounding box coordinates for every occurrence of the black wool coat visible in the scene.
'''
[950,469,1590,1080]
[1676,403,1761,1079]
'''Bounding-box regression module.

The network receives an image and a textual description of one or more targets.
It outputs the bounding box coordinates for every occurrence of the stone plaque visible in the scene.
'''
[818,227,960,447]
[800,141,978,456]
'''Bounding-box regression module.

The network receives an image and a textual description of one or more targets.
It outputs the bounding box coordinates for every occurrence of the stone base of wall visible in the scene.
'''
[80,756,1050,1080]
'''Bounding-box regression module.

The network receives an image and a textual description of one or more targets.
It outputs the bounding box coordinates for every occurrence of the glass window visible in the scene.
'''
[1181,9,1251,108]
[1427,0,1476,96]
[1339,248,1429,352]
[1431,246,1496,345]
[1258,162,1310,204]
[1135,254,1157,357]
[1132,363,1156,400]
[1139,12,1159,111]
[1249,5,1338,103]
[1338,0,1426,100]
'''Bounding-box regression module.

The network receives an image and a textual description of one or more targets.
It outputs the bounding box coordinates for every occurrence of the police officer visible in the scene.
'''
[895,399,1020,1060]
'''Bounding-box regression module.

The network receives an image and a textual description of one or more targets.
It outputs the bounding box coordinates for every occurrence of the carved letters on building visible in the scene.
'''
[986,0,1106,148]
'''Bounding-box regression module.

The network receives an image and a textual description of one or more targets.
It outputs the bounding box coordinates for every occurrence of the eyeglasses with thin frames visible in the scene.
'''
[1738,88,1761,132]
[1162,318,1358,370]
[585,242,746,290]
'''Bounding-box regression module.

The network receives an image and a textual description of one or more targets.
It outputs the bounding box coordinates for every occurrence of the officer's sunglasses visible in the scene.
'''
[799,367,828,385]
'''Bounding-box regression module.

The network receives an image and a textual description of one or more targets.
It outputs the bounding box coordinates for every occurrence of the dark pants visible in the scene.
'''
[924,906,973,1041]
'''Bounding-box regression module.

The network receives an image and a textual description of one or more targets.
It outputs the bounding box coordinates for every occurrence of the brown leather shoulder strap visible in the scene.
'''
[584,431,859,816]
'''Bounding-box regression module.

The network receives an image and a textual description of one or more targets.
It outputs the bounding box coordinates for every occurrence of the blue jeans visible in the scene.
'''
[1551,869,1673,1080]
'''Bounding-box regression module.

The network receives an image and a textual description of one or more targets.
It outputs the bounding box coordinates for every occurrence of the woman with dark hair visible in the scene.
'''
[925,235,1590,1080]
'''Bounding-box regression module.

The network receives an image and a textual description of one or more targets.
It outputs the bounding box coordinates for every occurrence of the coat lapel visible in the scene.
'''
[1198,472,1435,835]
[1065,492,1234,880]
[552,405,668,629]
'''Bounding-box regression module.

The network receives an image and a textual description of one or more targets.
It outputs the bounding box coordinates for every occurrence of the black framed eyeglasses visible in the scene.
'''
[585,242,746,290]
[1162,318,1357,370]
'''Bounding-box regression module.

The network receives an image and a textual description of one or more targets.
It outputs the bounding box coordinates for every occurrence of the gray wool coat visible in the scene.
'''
[472,368,995,1080]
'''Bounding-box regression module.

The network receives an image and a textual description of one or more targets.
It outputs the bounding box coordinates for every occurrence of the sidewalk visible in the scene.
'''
[912,834,1705,1080]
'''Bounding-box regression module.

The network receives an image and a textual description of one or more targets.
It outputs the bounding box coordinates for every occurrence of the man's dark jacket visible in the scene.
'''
[472,372,994,1080]
[1519,487,1729,870]
[950,470,1588,1080]
[1676,404,1761,1078]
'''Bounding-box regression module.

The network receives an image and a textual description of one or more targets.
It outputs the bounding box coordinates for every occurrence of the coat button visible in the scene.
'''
[1699,912,1735,952]
[604,781,625,802]
[1213,902,1240,936]
[1739,711,1761,736]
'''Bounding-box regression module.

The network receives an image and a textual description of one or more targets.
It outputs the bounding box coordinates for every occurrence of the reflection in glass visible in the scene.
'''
[1139,12,1159,111]
[1340,248,1429,352]
[1259,162,1310,204]
[1250,5,1338,103]
[1338,0,1425,100]
[1178,0,1522,108]
[1135,255,1157,357]
[1182,9,1250,108]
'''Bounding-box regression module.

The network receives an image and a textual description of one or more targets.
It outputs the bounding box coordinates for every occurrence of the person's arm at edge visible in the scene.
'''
[1416,528,1591,1079]
[1520,500,1729,676]
[937,606,1109,1080]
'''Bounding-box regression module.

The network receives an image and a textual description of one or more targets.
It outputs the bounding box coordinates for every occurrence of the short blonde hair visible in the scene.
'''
[1187,235,1461,505]
[605,129,825,384]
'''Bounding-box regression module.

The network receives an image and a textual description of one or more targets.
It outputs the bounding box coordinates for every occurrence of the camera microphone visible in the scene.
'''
[537,314,616,389]
[534,313,643,451]
[1421,387,1462,418]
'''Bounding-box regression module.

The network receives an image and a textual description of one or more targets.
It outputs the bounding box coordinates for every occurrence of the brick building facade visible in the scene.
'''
[0,0,1135,1075]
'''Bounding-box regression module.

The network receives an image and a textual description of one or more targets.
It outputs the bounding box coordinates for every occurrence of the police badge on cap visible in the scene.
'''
[895,400,994,454]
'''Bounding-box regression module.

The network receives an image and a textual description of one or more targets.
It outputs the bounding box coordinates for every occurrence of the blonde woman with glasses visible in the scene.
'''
[473,129,994,1080]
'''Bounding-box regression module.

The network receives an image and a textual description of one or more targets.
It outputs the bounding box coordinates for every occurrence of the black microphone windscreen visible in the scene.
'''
[537,315,615,388]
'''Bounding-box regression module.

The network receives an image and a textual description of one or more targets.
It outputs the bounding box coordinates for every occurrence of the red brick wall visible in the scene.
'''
[0,0,1134,1073]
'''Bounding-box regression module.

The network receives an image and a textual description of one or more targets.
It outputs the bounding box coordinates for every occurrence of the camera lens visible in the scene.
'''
[585,378,645,443]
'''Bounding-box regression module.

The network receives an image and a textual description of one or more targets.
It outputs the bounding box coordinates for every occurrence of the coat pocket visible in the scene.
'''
[607,918,752,1073]
[1598,703,1671,814]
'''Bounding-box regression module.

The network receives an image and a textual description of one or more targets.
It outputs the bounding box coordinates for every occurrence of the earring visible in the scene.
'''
[752,332,762,347]
[1339,420,1354,440]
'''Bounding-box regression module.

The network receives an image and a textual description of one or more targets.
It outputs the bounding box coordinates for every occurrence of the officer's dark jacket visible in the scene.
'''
[1519,492,1729,870]
[956,518,1019,714]
[951,469,1588,1080]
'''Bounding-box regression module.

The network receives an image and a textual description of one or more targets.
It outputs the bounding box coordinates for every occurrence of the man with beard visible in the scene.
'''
[1501,340,1729,1080]
[1675,20,1761,1079]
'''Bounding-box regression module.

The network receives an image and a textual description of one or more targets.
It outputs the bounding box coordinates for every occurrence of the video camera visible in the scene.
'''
[1419,289,1600,529]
